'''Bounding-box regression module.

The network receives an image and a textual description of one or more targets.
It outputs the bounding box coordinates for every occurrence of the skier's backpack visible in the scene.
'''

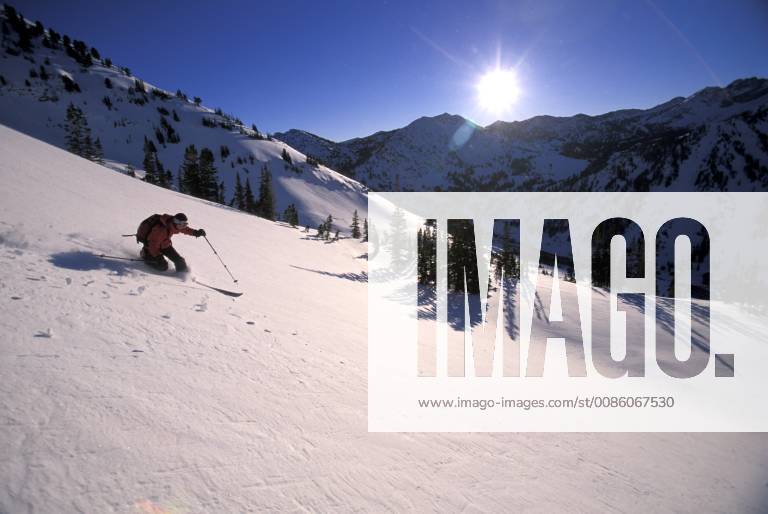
[136,214,163,244]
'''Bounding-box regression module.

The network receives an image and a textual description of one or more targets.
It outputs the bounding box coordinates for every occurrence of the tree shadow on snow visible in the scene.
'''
[290,265,367,283]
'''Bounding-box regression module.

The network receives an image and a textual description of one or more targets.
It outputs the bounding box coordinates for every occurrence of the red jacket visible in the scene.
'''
[146,214,196,257]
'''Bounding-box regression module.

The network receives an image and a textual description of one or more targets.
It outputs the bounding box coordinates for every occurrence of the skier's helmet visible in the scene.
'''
[173,213,188,227]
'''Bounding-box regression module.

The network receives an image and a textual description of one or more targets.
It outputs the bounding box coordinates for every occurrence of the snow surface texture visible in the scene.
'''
[2,127,768,512]
[0,17,366,230]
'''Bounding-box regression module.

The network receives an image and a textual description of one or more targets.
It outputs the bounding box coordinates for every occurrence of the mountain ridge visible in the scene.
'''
[0,5,367,231]
[275,77,768,192]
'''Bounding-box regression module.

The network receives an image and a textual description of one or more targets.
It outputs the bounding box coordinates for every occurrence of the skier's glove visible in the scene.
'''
[193,229,206,238]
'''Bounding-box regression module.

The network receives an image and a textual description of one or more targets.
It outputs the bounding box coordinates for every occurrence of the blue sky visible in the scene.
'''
[15,0,768,141]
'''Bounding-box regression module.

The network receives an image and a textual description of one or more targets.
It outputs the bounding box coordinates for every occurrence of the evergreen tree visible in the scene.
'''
[218,182,226,204]
[234,173,245,210]
[50,31,60,46]
[65,103,84,156]
[198,148,219,201]
[350,210,361,239]
[417,228,424,280]
[17,25,32,53]
[388,208,409,274]
[244,177,257,214]
[284,205,292,226]
[363,218,368,242]
[142,138,159,184]
[61,75,81,93]
[155,160,169,188]
[306,154,321,167]
[69,40,92,66]
[324,214,334,240]
[496,221,519,281]
[447,220,479,294]
[92,138,104,165]
[177,167,185,192]
[180,144,200,195]
[256,165,275,220]
[64,103,99,163]
[283,204,299,227]
[316,223,325,240]
[104,77,112,89]
[281,148,292,164]
[417,221,437,285]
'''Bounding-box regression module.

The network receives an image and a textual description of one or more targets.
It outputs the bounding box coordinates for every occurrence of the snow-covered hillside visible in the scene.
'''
[2,126,768,512]
[277,78,768,192]
[0,7,366,229]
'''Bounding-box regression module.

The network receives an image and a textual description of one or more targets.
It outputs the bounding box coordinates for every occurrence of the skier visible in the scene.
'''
[138,213,205,272]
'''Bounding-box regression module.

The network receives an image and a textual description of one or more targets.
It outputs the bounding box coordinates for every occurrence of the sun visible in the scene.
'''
[477,68,520,113]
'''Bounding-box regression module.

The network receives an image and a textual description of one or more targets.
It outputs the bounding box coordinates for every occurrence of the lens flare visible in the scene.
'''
[477,68,520,113]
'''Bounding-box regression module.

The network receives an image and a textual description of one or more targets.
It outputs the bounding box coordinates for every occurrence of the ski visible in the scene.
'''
[97,253,143,262]
[192,278,243,298]
[97,255,242,297]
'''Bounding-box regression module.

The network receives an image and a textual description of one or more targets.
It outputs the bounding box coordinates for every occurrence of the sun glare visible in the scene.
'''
[477,68,520,113]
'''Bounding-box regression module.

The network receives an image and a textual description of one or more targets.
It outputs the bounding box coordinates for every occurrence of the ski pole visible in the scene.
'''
[121,233,136,237]
[203,236,238,283]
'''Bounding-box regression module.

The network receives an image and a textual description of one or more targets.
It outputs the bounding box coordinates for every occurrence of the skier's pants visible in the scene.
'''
[143,246,187,272]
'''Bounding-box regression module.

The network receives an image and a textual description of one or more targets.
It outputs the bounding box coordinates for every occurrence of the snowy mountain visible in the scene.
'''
[1,6,767,511]
[0,5,367,230]
[3,123,768,513]
[276,78,768,192]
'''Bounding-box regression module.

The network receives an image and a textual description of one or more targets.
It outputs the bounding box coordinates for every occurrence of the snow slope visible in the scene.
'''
[2,125,768,512]
[0,10,366,229]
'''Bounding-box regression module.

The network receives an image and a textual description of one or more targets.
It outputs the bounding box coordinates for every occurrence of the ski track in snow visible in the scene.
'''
[1,125,767,512]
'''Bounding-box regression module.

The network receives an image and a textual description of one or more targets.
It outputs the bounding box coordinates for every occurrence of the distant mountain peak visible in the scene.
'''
[408,112,468,128]
[278,78,768,193]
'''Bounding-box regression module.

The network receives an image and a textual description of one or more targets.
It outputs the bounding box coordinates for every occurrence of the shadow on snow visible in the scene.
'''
[49,251,135,274]
[48,251,186,280]
[290,265,367,283]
